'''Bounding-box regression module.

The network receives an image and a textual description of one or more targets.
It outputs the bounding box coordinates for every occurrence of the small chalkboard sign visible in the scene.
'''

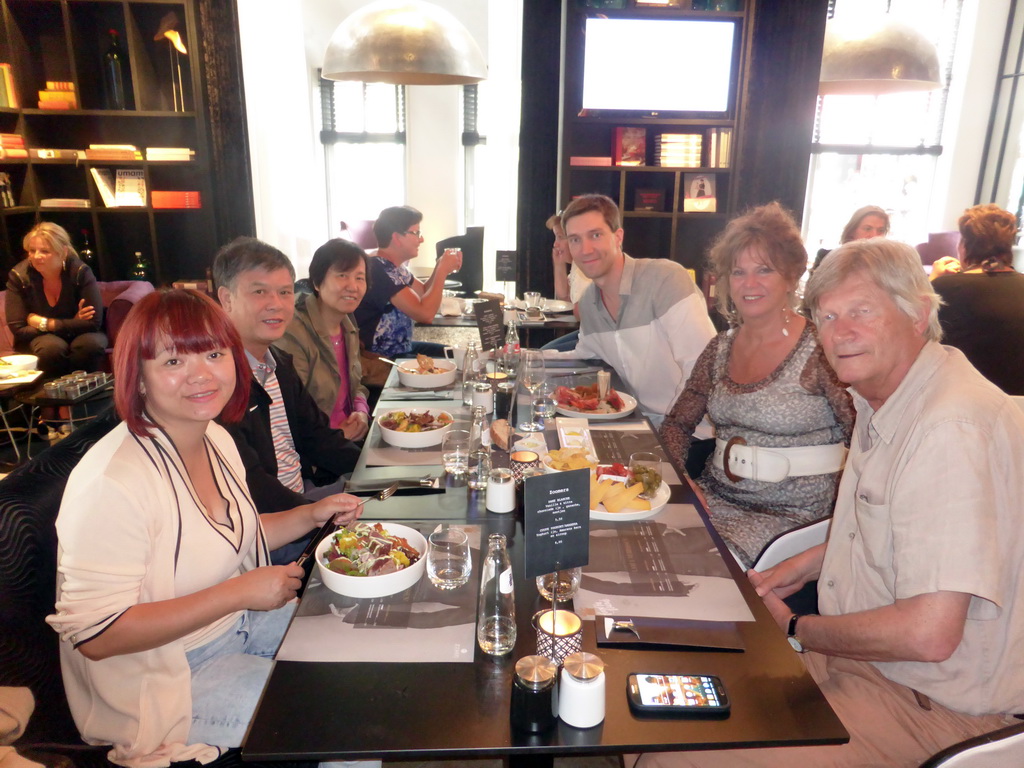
[496,250,518,283]
[523,468,590,579]
[473,299,505,351]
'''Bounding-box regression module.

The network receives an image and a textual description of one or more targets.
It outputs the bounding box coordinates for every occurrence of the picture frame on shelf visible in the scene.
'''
[683,173,717,212]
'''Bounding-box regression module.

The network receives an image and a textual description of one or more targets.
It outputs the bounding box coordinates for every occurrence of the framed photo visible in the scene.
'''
[683,173,717,212]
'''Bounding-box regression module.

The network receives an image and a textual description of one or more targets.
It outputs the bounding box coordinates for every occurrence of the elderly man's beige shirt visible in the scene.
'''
[819,341,1024,716]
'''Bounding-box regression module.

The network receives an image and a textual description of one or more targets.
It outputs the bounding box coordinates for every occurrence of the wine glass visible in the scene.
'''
[517,349,546,432]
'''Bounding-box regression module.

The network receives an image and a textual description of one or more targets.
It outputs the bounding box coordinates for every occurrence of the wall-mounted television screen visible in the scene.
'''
[580,17,738,116]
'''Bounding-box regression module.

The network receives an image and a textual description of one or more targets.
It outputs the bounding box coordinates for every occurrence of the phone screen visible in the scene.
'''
[632,674,724,708]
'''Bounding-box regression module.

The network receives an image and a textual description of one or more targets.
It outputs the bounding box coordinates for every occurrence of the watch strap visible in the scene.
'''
[787,614,801,638]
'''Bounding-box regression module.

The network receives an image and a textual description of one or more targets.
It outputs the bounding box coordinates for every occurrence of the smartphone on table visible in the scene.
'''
[627,673,730,716]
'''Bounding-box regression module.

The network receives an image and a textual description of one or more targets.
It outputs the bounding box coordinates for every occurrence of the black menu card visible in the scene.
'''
[473,299,505,351]
[523,468,590,579]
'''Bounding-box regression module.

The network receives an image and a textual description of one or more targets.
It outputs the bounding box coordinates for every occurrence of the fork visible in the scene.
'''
[295,483,400,566]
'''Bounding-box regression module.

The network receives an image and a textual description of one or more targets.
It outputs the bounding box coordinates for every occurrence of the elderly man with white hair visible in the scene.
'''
[633,238,1024,767]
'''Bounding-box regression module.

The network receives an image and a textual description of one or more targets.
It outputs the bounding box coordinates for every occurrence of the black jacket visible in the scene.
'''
[222,347,361,514]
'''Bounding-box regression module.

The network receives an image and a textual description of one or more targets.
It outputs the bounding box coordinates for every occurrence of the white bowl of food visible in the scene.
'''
[396,354,458,389]
[0,354,38,373]
[377,409,454,449]
[315,522,427,598]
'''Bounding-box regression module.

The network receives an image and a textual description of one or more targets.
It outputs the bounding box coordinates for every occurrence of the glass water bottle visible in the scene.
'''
[477,533,516,655]
[462,341,480,406]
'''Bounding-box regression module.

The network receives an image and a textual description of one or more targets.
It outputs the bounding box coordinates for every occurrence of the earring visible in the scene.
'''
[782,306,791,337]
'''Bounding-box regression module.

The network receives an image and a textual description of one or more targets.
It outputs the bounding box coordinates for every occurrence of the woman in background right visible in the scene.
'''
[811,205,890,273]
[931,203,1024,395]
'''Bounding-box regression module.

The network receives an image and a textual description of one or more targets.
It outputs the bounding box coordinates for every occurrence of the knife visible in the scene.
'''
[345,476,442,492]
[548,368,602,378]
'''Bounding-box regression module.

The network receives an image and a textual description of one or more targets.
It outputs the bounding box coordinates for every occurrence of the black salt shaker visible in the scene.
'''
[510,655,558,732]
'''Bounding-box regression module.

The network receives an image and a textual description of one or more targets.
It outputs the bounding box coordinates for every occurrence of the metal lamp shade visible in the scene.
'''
[322,0,487,85]
[819,17,941,96]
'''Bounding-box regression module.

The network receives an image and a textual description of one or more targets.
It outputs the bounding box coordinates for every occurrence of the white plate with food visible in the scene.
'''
[542,299,574,314]
[554,384,637,421]
[396,354,458,389]
[377,409,454,448]
[542,447,600,473]
[589,473,670,521]
[0,354,39,373]
[315,522,426,598]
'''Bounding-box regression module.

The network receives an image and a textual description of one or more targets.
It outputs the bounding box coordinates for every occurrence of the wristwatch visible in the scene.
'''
[37,316,47,332]
[787,614,807,653]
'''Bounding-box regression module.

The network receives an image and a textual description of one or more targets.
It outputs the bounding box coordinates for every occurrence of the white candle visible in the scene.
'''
[537,609,582,637]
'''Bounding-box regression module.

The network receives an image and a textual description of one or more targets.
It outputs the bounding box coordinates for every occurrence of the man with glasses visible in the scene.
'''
[353,205,462,371]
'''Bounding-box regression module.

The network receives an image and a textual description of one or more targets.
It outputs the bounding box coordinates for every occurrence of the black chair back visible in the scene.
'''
[436,226,484,295]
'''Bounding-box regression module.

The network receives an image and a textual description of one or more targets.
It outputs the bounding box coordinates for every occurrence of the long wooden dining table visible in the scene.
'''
[242,360,848,765]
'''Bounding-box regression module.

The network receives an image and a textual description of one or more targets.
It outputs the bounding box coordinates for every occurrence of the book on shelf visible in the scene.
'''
[0,133,24,148]
[89,168,117,207]
[151,190,202,209]
[613,127,646,166]
[707,127,732,168]
[85,144,143,161]
[38,82,77,110]
[0,64,17,108]
[0,148,27,159]
[570,156,612,167]
[0,172,14,207]
[634,188,665,212]
[683,173,717,213]
[31,148,85,160]
[114,169,146,207]
[40,198,90,209]
[655,133,702,168]
[146,147,195,162]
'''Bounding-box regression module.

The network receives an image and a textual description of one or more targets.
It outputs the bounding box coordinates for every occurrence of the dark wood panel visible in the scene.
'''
[733,0,829,218]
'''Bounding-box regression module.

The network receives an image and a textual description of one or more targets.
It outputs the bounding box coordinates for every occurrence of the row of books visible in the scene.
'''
[0,64,18,108]
[592,126,733,168]
[0,142,195,162]
[0,172,15,207]
[38,81,77,110]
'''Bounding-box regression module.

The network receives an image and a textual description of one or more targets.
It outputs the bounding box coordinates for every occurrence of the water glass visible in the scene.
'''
[532,395,557,428]
[536,567,582,601]
[427,527,471,590]
[517,350,547,432]
[442,429,471,475]
[468,447,491,490]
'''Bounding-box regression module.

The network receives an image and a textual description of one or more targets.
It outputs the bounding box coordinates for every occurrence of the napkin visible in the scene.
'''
[439,297,461,317]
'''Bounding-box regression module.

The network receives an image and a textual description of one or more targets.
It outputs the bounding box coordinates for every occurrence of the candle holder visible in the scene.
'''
[510,450,541,485]
[533,608,583,666]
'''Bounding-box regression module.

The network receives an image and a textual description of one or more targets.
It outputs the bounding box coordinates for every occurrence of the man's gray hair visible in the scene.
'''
[803,238,943,342]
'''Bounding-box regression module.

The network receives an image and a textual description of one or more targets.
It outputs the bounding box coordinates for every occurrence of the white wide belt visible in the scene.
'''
[713,438,847,483]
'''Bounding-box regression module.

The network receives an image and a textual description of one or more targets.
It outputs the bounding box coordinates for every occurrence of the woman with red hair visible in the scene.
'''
[46,289,362,767]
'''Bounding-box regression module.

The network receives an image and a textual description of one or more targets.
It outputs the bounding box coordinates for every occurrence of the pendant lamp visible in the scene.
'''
[819,15,941,96]
[322,0,487,85]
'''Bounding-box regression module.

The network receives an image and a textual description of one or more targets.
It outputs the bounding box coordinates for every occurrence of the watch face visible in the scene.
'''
[787,636,805,653]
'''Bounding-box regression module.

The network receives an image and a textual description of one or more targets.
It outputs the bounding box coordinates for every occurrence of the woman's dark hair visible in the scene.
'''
[958,204,1017,271]
[114,289,250,437]
[308,239,369,297]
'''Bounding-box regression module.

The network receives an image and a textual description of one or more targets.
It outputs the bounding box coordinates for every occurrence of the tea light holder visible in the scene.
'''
[534,608,583,666]
[510,450,541,485]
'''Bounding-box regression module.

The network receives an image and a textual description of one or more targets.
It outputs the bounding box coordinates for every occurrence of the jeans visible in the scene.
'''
[186,602,297,747]
[539,330,579,352]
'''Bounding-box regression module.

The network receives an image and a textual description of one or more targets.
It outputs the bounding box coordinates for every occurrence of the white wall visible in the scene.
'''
[238,0,498,279]
[929,0,1011,230]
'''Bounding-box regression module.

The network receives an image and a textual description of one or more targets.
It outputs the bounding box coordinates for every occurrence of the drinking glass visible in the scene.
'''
[629,451,663,500]
[517,350,547,432]
[524,291,544,322]
[532,394,557,428]
[442,429,471,475]
[427,527,471,590]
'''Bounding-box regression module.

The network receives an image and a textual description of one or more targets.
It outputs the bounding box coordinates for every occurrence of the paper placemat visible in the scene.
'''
[574,504,754,623]
[277,524,480,663]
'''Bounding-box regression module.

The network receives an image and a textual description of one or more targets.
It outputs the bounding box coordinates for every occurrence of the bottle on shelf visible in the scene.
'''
[477,533,516,655]
[103,29,128,110]
[78,229,95,269]
[129,251,152,282]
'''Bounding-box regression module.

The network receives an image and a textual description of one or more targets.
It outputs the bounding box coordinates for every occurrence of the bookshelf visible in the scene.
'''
[559,0,753,280]
[0,0,218,283]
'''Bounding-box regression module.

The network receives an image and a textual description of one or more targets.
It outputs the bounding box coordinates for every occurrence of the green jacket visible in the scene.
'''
[274,292,367,424]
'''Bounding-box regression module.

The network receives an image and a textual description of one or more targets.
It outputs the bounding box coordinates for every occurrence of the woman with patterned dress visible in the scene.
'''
[661,203,854,567]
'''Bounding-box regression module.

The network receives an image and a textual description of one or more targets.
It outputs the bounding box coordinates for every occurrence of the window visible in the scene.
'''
[802,0,962,256]
[462,84,487,224]
[319,77,406,227]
